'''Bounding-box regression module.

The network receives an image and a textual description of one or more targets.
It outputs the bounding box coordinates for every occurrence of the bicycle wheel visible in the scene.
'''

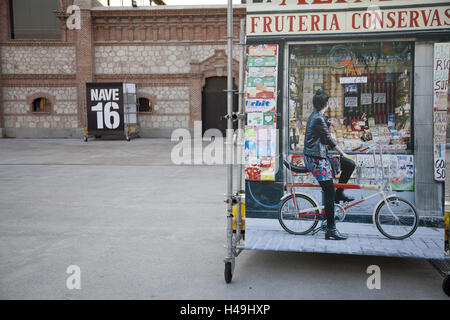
[374,196,418,240]
[278,194,320,235]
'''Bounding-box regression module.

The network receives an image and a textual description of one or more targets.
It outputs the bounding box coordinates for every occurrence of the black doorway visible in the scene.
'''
[202,77,238,136]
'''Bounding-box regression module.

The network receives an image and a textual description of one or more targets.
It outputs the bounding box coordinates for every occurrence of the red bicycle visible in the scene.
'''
[278,143,419,240]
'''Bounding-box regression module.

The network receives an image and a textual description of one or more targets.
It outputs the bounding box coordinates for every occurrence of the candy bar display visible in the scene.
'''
[288,41,413,153]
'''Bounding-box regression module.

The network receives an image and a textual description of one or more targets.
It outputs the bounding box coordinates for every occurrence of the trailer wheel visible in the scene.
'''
[224,262,233,284]
[443,275,450,297]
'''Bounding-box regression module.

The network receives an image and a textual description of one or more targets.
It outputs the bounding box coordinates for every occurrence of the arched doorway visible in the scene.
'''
[201,77,238,136]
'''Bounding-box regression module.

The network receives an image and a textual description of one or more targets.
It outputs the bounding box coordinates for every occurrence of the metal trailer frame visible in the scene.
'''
[122,83,140,142]
[222,2,450,295]
[223,0,246,282]
[83,82,140,142]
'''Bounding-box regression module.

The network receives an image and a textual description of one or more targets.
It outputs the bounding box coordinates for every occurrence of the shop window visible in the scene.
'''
[288,41,413,153]
[32,98,52,113]
[138,97,153,113]
[10,0,61,39]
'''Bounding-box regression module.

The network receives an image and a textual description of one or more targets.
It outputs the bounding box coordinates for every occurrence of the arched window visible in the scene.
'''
[32,97,52,113]
[138,97,153,113]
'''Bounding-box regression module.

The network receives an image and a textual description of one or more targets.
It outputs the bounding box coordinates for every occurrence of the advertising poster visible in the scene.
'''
[433,42,449,181]
[245,99,277,113]
[357,154,414,191]
[86,82,124,134]
[245,44,279,182]
[243,36,444,261]
[390,155,415,191]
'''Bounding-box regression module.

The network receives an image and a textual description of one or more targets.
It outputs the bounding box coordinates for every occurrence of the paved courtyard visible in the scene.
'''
[0,138,448,299]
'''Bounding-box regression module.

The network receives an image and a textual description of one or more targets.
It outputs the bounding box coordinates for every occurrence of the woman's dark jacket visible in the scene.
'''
[303,109,337,159]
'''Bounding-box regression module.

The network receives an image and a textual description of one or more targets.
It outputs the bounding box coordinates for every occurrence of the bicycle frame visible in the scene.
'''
[285,182,389,215]
[283,142,400,222]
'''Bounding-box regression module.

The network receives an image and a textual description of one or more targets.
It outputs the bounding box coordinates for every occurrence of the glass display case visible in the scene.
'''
[288,41,413,153]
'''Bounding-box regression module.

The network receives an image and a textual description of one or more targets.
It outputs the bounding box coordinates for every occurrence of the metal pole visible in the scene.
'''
[237,18,245,193]
[225,0,235,266]
[235,18,246,243]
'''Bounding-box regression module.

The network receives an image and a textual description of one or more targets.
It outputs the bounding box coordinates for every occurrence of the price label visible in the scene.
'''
[373,93,386,104]
[361,93,372,105]
[344,97,358,107]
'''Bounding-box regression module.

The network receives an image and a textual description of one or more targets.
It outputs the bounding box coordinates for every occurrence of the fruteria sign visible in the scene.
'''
[247,0,450,36]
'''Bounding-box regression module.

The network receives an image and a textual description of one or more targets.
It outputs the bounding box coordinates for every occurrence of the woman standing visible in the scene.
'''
[303,89,356,240]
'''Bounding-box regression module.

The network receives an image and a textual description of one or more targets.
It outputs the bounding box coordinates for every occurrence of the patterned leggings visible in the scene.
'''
[304,155,341,182]
[304,155,356,227]
[304,155,356,184]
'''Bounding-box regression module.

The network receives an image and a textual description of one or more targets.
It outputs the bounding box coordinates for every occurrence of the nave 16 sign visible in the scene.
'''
[86,82,124,134]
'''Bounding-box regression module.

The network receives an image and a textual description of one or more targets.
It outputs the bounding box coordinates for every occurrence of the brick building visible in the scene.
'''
[0,0,246,138]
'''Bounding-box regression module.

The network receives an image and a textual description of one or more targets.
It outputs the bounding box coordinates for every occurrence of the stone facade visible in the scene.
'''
[2,86,78,136]
[0,0,246,138]
[94,44,238,75]
[1,46,76,75]
[138,86,190,131]
[95,45,191,74]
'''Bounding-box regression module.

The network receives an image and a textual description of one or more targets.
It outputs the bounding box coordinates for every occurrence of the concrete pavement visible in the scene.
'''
[0,138,448,299]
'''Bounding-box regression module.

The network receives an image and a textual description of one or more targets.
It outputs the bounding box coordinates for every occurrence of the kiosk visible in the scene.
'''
[225,0,450,295]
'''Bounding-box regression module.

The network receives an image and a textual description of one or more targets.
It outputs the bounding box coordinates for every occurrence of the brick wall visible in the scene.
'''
[0,0,9,132]
[90,6,245,135]
[0,1,246,137]
[75,7,95,129]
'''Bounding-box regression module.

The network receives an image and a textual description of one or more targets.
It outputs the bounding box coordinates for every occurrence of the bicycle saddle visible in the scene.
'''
[283,159,309,174]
